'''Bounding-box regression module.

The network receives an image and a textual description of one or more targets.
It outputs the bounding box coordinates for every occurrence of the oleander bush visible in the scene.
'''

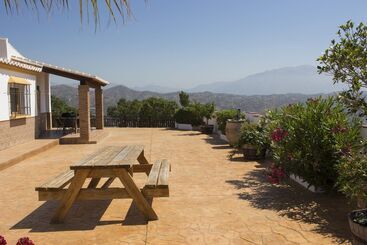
[337,152,367,208]
[268,97,362,191]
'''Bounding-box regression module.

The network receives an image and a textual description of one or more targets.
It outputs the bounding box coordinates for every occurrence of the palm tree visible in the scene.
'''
[2,0,132,26]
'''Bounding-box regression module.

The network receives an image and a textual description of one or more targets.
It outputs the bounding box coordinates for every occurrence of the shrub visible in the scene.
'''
[269,97,362,191]
[337,152,367,207]
[174,108,203,126]
[216,109,242,133]
[237,119,270,154]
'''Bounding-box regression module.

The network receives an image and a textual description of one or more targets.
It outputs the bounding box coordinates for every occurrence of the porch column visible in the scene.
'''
[79,84,90,142]
[95,86,104,130]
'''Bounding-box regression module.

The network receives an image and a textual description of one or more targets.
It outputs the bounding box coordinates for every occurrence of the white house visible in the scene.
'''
[0,38,108,151]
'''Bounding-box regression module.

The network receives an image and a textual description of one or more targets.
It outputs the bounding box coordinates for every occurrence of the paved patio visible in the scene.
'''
[0,128,353,244]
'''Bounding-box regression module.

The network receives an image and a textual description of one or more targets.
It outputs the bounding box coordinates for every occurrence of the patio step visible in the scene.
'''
[0,139,59,172]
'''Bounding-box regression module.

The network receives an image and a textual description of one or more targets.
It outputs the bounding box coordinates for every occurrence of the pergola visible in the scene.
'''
[12,57,109,144]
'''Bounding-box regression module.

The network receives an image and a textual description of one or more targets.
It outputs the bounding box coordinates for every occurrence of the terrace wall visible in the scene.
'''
[0,116,41,151]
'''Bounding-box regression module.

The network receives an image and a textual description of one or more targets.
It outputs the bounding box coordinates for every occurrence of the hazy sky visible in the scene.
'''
[1,0,367,88]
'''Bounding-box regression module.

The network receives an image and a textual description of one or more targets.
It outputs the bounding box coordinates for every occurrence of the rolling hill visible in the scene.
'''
[51,84,330,113]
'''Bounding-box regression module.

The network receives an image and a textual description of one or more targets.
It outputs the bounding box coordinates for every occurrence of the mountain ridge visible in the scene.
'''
[51,84,332,113]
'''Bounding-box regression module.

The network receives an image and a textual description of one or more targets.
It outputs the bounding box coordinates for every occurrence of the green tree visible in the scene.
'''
[179,91,190,107]
[51,95,76,117]
[107,97,178,121]
[318,20,367,116]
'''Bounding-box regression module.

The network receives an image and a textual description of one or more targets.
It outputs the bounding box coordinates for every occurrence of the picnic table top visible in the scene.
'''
[70,145,145,170]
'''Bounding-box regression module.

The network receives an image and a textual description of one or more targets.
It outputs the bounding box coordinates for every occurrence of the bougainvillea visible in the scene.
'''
[16,237,34,245]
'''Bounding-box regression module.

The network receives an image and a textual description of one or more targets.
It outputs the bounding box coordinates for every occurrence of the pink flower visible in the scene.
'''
[271,128,288,142]
[287,153,294,161]
[266,164,286,184]
[0,236,7,245]
[16,237,34,245]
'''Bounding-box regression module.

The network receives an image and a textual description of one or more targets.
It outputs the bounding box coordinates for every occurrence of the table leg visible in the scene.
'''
[114,168,158,220]
[51,170,90,223]
[137,151,150,175]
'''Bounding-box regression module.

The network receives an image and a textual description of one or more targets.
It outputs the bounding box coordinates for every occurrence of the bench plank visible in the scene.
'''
[35,170,74,191]
[145,160,162,188]
[157,159,169,187]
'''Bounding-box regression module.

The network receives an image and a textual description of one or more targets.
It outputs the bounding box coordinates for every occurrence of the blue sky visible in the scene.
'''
[1,0,367,88]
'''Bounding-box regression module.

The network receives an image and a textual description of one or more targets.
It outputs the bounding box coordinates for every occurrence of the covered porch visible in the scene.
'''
[12,57,108,144]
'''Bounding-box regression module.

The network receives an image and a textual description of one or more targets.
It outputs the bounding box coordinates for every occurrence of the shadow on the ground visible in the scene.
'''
[173,132,202,136]
[226,163,353,243]
[12,199,148,232]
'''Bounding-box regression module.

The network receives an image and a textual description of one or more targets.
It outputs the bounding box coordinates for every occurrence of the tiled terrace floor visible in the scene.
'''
[0,128,354,244]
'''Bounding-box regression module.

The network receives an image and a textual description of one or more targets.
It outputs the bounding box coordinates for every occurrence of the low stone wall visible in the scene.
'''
[0,117,38,151]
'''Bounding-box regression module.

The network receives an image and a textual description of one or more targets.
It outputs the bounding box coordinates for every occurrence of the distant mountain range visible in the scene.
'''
[126,65,344,95]
[187,65,344,95]
[51,65,343,113]
[51,84,332,113]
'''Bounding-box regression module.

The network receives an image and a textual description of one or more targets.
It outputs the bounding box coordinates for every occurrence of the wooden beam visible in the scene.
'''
[38,187,169,201]
[114,169,158,220]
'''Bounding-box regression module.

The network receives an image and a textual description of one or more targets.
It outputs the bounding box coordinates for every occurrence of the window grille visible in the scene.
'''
[9,83,31,118]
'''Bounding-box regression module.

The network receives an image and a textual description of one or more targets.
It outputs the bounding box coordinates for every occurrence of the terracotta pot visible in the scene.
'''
[349,209,367,245]
[241,145,266,160]
[225,119,245,146]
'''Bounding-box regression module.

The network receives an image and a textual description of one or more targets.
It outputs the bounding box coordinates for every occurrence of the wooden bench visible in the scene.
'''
[35,145,170,223]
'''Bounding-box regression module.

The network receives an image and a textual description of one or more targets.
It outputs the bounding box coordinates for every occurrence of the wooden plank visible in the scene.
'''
[114,168,158,220]
[38,187,169,201]
[51,169,90,223]
[145,160,162,188]
[70,146,124,170]
[35,170,74,191]
[157,159,170,187]
[108,145,144,166]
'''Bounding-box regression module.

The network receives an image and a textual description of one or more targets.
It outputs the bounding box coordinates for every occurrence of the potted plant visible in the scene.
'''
[225,109,247,146]
[237,120,269,160]
[337,153,367,244]
[199,103,215,134]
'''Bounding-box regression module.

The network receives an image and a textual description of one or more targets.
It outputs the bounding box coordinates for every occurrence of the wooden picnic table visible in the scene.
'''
[36,145,170,223]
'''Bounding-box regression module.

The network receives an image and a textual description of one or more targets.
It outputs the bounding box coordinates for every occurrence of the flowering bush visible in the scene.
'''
[268,97,362,190]
[337,152,367,208]
[16,237,34,245]
[0,236,6,245]
[266,164,286,184]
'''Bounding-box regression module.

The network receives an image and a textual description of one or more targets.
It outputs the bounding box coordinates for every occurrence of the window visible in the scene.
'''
[9,83,31,118]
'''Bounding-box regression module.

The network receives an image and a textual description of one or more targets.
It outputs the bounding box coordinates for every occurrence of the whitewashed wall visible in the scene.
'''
[36,72,51,114]
[0,67,37,121]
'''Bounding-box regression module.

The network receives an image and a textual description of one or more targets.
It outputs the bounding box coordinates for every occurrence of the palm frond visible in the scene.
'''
[2,0,132,27]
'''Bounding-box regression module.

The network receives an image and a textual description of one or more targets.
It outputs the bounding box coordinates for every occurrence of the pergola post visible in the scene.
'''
[95,86,104,130]
[79,84,90,142]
